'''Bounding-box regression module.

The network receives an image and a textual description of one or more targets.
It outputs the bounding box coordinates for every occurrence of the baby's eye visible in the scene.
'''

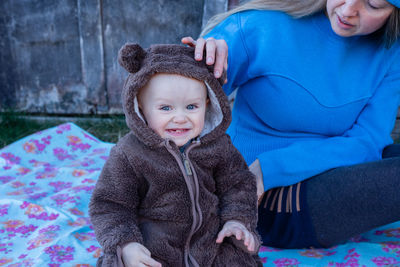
[187,104,197,110]
[160,106,171,111]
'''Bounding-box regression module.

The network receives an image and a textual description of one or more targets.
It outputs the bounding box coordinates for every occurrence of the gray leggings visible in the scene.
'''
[306,144,400,247]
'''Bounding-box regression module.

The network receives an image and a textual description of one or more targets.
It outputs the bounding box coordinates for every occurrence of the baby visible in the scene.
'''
[89,43,261,267]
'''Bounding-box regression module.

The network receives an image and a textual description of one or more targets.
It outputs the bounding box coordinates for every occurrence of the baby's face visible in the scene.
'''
[138,73,208,147]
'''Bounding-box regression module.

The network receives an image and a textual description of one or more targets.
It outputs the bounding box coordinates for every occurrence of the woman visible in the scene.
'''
[182,0,400,249]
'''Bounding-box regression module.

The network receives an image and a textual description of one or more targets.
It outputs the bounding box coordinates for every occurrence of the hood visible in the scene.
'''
[118,43,231,148]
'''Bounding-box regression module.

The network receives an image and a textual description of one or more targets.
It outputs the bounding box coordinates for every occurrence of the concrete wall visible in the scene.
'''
[0,0,228,114]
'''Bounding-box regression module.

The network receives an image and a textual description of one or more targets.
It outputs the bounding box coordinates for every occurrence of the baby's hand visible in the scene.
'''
[216,220,256,252]
[121,242,162,267]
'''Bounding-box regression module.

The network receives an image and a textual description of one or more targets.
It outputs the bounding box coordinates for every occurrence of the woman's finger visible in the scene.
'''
[213,39,228,78]
[205,37,217,65]
[182,36,205,61]
[181,36,196,47]
[183,36,228,79]
[194,38,206,61]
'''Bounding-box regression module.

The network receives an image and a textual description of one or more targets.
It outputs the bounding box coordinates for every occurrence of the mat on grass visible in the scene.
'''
[0,123,399,266]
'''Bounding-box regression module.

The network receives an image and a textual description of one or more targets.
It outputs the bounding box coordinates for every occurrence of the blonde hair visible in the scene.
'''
[384,8,400,48]
[200,0,327,37]
[201,0,400,48]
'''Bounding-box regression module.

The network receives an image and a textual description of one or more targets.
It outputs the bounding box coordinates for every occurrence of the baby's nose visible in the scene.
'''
[172,113,187,123]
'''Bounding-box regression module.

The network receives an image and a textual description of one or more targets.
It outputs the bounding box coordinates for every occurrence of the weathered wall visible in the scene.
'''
[0,0,228,114]
[1,1,87,113]
[1,0,399,141]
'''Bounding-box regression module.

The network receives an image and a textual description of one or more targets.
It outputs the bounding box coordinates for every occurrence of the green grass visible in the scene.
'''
[1,112,399,149]
[0,112,130,148]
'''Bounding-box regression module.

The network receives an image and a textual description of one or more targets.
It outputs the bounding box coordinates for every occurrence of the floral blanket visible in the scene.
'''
[1,123,400,267]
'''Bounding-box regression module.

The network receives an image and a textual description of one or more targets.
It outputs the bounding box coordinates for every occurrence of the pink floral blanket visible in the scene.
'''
[1,123,399,266]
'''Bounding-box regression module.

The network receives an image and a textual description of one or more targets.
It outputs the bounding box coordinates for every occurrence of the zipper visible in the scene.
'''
[164,139,201,267]
[181,143,202,267]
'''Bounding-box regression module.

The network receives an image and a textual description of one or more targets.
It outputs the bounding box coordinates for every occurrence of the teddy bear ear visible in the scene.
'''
[118,43,146,73]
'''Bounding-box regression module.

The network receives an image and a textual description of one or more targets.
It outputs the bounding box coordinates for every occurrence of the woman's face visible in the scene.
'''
[326,0,394,37]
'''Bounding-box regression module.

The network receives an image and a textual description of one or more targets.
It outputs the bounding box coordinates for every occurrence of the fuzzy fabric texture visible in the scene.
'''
[89,43,261,267]
[119,43,229,148]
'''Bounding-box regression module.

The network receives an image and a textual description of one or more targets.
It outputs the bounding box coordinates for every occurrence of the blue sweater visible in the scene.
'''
[207,10,400,191]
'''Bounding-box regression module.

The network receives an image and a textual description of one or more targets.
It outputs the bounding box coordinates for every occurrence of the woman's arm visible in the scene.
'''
[183,13,251,96]
[256,62,400,191]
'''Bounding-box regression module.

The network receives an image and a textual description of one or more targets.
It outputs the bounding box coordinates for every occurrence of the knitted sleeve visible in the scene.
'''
[258,53,400,190]
[89,144,144,254]
[205,12,251,96]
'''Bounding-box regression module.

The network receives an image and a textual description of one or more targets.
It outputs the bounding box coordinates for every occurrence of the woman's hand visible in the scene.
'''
[121,242,162,267]
[216,220,256,252]
[181,36,228,82]
[249,159,265,202]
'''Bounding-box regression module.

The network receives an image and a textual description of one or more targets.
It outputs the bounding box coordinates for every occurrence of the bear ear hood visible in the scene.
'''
[118,43,146,73]
[118,43,231,148]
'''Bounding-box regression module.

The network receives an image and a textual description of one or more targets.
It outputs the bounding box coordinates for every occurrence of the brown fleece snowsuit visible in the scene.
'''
[89,43,261,267]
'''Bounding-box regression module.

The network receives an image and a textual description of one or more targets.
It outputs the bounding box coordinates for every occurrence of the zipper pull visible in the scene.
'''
[182,152,193,176]
[184,159,192,176]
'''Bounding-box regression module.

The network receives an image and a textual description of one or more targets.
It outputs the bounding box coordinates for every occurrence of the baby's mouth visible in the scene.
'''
[166,128,190,136]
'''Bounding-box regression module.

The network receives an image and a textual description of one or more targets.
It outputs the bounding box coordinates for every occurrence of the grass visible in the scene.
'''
[1,111,399,149]
[0,112,130,148]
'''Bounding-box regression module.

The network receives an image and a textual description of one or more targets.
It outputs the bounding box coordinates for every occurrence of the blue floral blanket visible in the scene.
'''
[1,123,400,266]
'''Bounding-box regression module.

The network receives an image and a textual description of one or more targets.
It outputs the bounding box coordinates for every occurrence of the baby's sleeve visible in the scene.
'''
[214,135,259,230]
[89,144,144,256]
